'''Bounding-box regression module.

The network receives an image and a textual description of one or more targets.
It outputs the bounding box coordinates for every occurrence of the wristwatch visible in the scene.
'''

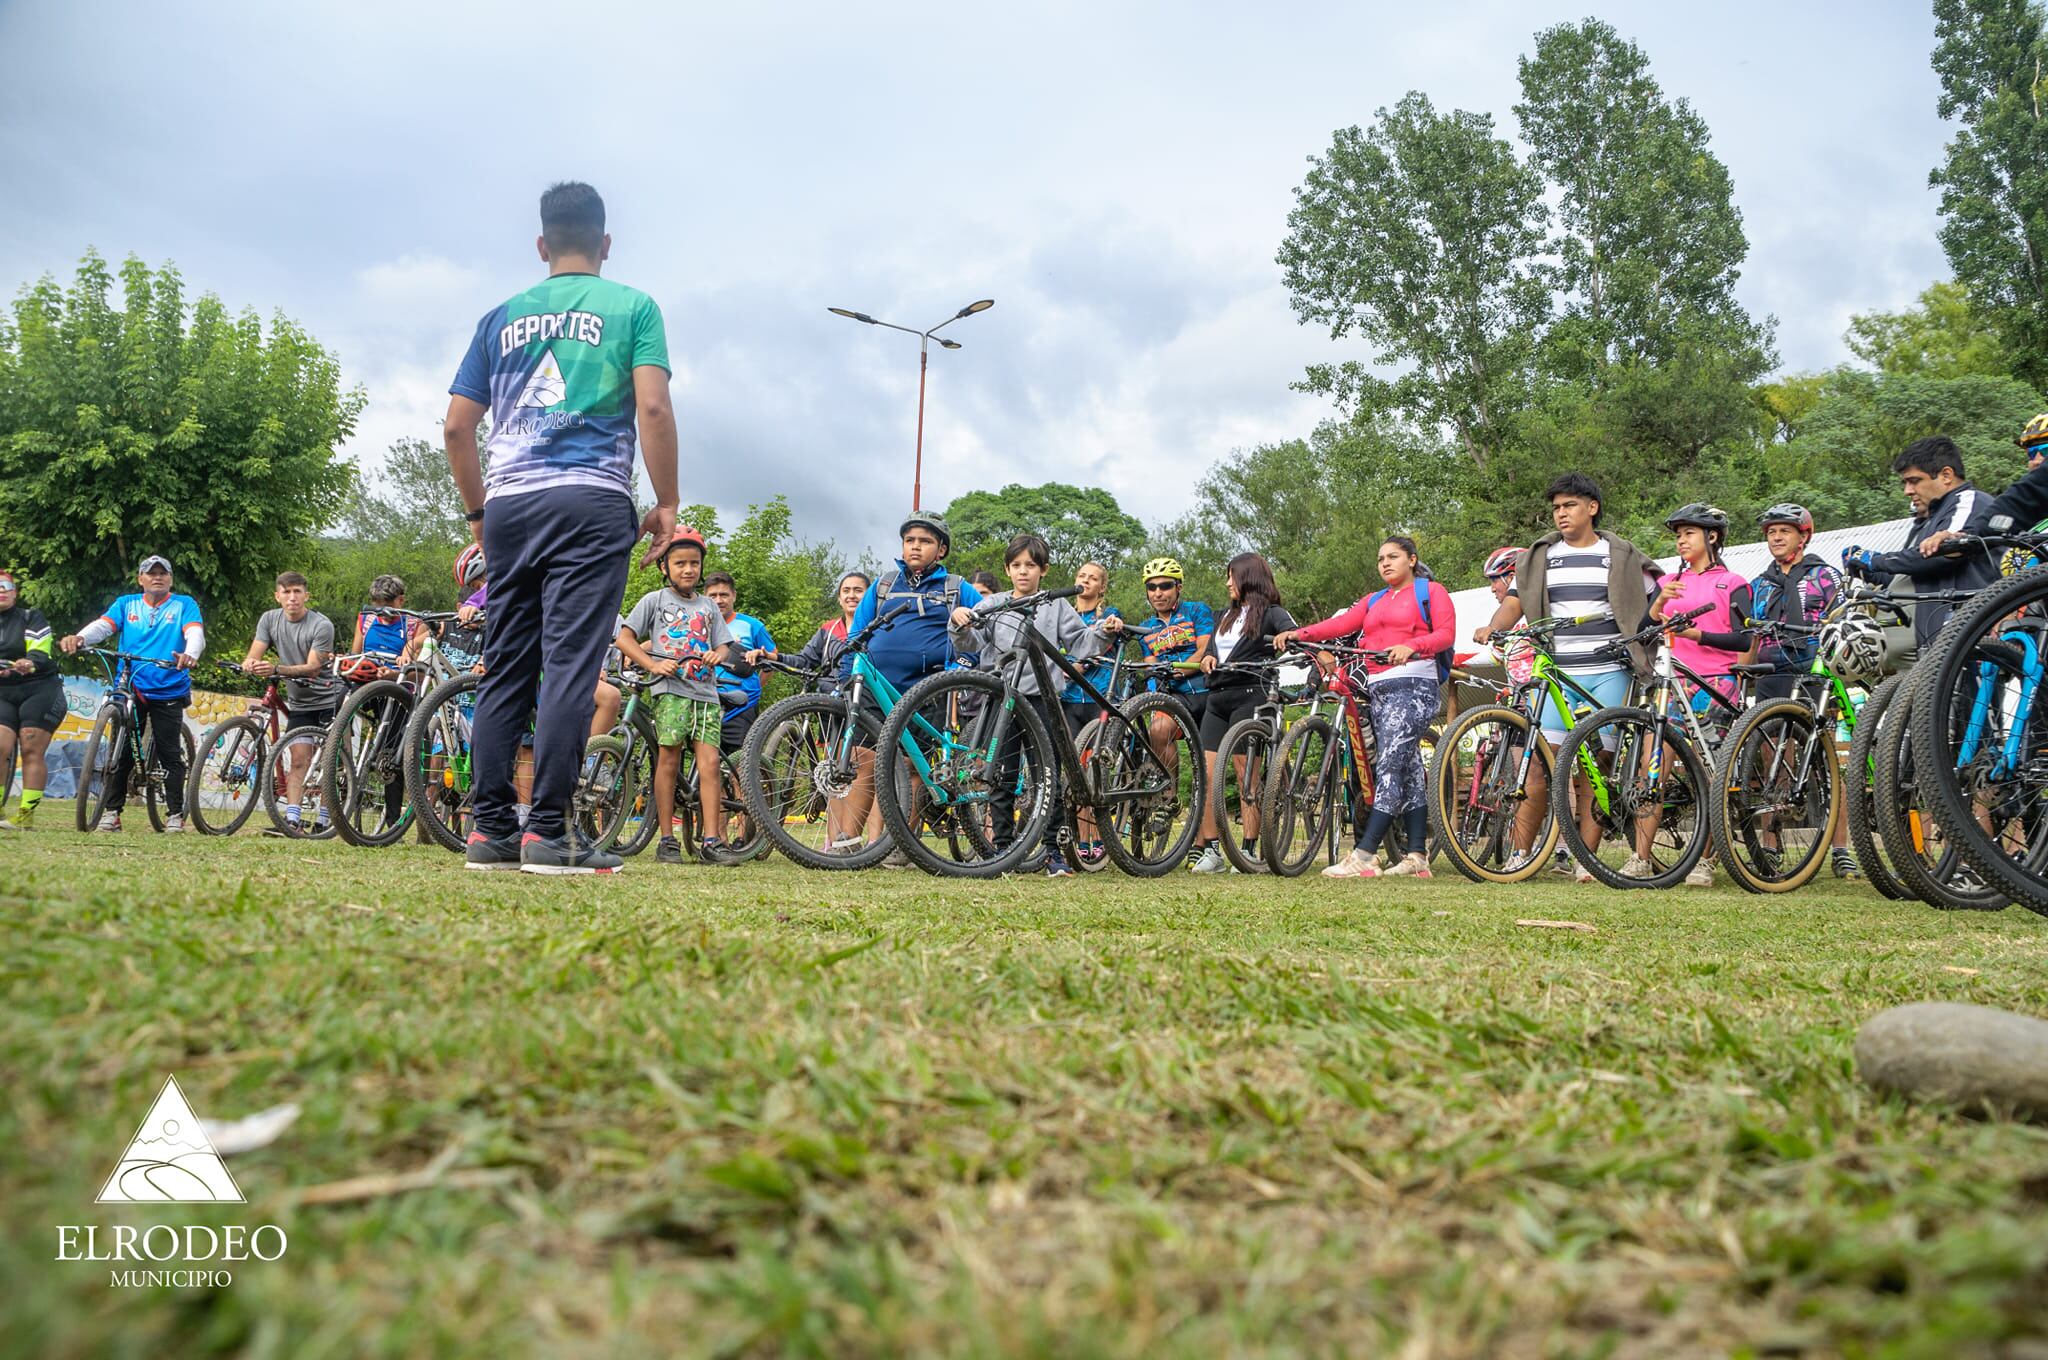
[464,507,485,523]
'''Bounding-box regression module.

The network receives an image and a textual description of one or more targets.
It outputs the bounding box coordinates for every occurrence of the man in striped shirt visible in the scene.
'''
[1476,473,1660,879]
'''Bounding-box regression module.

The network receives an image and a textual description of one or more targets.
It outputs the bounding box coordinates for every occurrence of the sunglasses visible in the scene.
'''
[1144,581,1178,592]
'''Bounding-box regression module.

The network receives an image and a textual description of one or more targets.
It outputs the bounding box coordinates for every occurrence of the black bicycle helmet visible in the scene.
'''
[1664,503,1730,536]
[898,510,951,551]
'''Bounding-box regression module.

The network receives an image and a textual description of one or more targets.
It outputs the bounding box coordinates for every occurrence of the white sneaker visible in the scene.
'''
[1321,848,1379,878]
[1686,862,1715,887]
[1620,854,1653,878]
[97,811,123,832]
[163,814,185,833]
[1191,844,1229,873]
[1573,862,1595,884]
[1384,852,1432,878]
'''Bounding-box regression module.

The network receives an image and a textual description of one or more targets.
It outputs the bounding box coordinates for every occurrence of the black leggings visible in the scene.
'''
[107,695,187,814]
[987,693,1061,854]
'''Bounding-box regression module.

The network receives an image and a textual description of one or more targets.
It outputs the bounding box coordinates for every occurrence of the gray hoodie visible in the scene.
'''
[964,591,1109,698]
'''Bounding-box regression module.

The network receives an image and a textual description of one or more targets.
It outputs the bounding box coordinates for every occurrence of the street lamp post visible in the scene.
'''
[828,298,994,510]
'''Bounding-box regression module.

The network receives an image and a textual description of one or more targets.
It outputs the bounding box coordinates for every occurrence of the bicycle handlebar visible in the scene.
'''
[971,583,1086,618]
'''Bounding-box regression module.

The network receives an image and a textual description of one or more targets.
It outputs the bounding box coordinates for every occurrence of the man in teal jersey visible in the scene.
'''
[444,182,681,875]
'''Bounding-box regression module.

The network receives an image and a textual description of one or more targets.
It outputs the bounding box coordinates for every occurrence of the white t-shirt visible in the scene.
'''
[1211,614,1249,666]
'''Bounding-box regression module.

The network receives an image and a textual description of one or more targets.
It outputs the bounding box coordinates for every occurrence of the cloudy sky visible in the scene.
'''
[0,1,1951,557]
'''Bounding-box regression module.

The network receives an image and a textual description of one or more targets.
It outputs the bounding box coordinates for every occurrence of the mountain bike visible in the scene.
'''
[1549,603,1722,889]
[1202,658,1296,874]
[1895,541,2048,913]
[72,648,197,833]
[1059,625,1188,872]
[322,608,478,848]
[740,601,997,870]
[186,661,337,838]
[1711,588,1901,894]
[873,586,1203,877]
[1425,609,1692,884]
[1257,641,1439,876]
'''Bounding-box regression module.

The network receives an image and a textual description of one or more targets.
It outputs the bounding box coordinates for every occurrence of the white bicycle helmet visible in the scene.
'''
[1818,613,1887,682]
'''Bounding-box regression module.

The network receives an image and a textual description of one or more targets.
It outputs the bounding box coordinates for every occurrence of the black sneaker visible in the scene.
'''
[464,830,523,871]
[1831,848,1862,880]
[656,836,684,864]
[519,833,622,875]
[697,838,738,865]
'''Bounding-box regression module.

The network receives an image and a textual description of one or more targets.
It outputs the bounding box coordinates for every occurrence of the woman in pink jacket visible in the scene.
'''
[1274,536,1453,879]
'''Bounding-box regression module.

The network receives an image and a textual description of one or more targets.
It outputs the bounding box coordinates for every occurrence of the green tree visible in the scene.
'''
[1278,92,1549,472]
[304,436,474,624]
[1929,0,2048,388]
[0,251,362,634]
[940,482,1147,581]
[1153,420,1472,622]
[1515,19,1770,381]
[1845,280,2012,377]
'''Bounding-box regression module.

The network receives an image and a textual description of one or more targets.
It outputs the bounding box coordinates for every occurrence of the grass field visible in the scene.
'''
[5,816,2048,1358]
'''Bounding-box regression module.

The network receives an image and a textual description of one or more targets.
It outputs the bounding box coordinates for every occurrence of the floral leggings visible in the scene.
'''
[1365,675,1438,815]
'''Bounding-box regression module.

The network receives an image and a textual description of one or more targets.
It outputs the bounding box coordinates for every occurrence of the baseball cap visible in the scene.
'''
[138,554,172,574]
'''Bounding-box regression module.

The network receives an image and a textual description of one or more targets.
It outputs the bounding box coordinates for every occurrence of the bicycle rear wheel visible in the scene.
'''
[1554,706,1709,889]
[1210,717,1273,874]
[743,693,894,870]
[1095,692,1202,877]
[144,720,196,833]
[1259,714,1339,876]
[876,671,1053,878]
[188,715,266,836]
[324,680,417,848]
[1068,715,1128,873]
[1709,698,1842,894]
[574,734,638,850]
[1844,674,1911,901]
[1427,704,1558,883]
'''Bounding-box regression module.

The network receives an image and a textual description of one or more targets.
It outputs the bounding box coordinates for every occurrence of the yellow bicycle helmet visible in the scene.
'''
[2020,412,2048,449]
[1140,557,1184,584]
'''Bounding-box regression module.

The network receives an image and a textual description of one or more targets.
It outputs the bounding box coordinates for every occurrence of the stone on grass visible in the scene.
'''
[1854,1001,2048,1121]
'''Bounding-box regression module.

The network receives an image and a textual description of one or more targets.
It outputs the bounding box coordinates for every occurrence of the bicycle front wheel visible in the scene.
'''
[1709,698,1842,894]
[1554,706,1710,889]
[1259,714,1339,877]
[1427,704,1558,883]
[188,715,267,836]
[264,727,339,838]
[1880,681,2009,912]
[75,706,123,830]
[1843,675,1912,901]
[324,681,417,848]
[404,673,480,854]
[1210,716,1273,875]
[876,670,1054,879]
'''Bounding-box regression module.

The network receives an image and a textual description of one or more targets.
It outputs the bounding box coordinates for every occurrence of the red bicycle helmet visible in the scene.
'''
[1482,546,1523,581]
[453,543,486,589]
[333,653,383,683]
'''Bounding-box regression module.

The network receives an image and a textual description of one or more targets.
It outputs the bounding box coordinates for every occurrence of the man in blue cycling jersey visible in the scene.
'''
[60,554,205,833]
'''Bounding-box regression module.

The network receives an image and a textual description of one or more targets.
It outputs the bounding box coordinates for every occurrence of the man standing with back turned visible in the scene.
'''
[444,182,679,874]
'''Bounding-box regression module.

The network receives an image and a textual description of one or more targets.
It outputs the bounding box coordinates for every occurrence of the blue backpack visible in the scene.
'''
[1365,580,1453,683]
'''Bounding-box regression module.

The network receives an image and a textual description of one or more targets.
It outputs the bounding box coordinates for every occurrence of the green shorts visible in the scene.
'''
[654,693,723,748]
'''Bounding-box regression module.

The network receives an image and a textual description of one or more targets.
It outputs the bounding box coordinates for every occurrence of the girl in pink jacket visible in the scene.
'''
[1274,536,1453,879]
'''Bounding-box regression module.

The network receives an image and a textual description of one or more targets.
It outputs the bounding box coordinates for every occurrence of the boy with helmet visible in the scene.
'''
[618,527,738,865]
[845,511,984,689]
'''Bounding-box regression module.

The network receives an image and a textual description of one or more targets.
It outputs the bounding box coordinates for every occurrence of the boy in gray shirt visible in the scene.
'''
[949,533,1112,876]
[244,570,341,830]
[618,533,735,864]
